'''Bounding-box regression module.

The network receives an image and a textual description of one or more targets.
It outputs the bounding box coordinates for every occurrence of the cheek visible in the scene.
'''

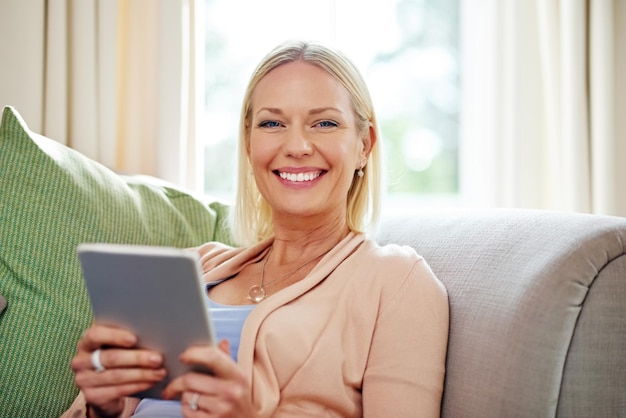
[248,136,273,167]
[326,138,362,168]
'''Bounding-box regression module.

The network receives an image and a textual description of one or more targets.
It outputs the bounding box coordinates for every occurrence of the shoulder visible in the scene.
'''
[366,238,420,257]
[194,240,237,259]
[193,238,273,282]
[355,238,426,272]
[350,238,447,306]
[193,241,239,271]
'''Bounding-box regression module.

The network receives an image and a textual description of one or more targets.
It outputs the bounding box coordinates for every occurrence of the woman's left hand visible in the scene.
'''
[161,340,257,417]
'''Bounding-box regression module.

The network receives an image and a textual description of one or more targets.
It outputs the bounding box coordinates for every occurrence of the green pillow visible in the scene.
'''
[0,106,233,417]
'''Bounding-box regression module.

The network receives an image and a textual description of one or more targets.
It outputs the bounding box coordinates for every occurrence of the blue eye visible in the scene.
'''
[259,120,281,128]
[317,120,338,128]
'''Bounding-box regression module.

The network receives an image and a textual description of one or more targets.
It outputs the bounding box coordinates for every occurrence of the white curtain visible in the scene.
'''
[0,0,204,190]
[461,0,626,217]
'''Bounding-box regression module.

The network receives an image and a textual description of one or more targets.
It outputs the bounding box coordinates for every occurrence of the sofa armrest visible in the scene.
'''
[375,208,626,418]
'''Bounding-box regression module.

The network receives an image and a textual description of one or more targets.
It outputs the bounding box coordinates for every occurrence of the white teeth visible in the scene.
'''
[279,171,321,182]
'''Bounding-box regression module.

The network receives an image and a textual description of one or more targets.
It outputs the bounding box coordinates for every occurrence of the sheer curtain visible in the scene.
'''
[461,0,626,216]
[0,0,203,189]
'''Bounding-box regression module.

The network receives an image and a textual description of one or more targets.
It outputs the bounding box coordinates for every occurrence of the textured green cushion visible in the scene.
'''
[0,106,232,417]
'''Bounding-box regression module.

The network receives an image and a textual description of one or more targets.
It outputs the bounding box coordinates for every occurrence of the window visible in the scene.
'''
[202,0,460,208]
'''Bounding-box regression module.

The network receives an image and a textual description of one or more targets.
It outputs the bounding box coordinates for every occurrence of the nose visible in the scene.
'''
[283,127,313,158]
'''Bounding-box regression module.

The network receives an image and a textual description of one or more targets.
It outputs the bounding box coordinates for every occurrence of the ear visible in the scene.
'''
[358,123,377,167]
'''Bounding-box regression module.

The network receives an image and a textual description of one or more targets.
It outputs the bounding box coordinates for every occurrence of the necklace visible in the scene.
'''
[247,246,331,303]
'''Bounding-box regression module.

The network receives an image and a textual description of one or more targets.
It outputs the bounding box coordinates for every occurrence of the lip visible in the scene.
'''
[273,168,326,187]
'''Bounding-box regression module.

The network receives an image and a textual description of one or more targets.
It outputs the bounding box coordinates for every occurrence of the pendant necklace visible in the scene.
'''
[247,246,331,303]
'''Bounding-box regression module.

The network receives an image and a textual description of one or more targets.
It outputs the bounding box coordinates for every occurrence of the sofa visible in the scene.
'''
[1,105,625,417]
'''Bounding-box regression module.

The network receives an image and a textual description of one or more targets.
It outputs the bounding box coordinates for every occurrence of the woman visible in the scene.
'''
[64,40,449,418]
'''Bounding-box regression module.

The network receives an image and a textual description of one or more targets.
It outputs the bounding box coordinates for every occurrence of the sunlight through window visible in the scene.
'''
[202,0,460,208]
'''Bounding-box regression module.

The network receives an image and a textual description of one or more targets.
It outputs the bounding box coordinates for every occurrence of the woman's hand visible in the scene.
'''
[162,340,257,418]
[70,324,166,417]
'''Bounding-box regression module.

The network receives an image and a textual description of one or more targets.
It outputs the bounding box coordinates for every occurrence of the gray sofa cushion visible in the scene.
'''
[375,208,626,418]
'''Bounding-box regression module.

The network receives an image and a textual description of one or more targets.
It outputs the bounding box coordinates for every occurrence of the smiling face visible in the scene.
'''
[247,61,370,226]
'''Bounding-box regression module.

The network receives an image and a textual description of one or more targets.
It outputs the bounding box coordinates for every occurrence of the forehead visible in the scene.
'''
[251,61,353,111]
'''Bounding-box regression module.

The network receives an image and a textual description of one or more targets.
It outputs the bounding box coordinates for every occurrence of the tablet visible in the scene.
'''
[77,243,216,399]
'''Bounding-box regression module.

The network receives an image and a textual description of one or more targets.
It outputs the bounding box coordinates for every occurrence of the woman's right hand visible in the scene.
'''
[70,323,166,417]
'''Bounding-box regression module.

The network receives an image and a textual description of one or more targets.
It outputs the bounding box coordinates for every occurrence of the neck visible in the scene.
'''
[270,215,350,266]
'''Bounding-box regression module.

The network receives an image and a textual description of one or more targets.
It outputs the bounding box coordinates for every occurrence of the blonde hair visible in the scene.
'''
[230,40,382,246]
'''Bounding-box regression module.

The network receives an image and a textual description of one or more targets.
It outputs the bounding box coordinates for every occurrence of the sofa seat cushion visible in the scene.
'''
[0,106,232,417]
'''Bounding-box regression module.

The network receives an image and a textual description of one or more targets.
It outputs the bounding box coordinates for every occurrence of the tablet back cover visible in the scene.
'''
[78,243,215,398]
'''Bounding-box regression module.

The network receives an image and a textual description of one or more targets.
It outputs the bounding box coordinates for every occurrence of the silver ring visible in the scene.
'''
[189,392,200,411]
[91,349,106,373]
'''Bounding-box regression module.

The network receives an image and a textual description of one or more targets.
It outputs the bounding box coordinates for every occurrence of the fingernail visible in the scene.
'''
[149,354,161,364]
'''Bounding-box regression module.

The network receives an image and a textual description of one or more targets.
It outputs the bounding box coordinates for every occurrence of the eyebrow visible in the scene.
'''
[255,107,343,116]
